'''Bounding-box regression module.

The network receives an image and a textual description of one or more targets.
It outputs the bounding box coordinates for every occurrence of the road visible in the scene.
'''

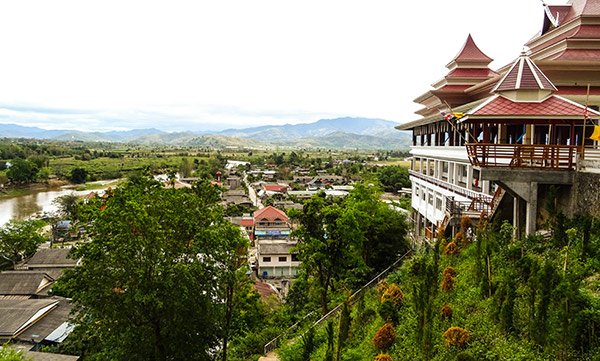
[244,173,263,209]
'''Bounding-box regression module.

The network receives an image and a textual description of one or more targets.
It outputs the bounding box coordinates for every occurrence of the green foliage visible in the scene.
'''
[6,158,38,183]
[0,220,45,269]
[375,166,410,193]
[69,167,88,184]
[0,344,31,361]
[62,176,248,361]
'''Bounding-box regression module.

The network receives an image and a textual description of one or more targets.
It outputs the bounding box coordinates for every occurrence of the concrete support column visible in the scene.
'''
[525,182,538,236]
[453,163,460,186]
[425,158,430,176]
[466,165,474,190]
[448,163,455,184]
[513,196,522,238]
[482,180,490,194]
[420,158,424,174]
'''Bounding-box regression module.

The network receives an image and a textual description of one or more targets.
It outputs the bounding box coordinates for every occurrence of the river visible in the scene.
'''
[0,180,117,226]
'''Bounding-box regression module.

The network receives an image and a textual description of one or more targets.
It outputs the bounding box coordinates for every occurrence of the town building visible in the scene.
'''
[398,0,600,240]
[253,206,299,278]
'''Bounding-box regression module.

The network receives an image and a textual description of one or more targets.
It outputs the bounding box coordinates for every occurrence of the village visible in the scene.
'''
[0,155,410,360]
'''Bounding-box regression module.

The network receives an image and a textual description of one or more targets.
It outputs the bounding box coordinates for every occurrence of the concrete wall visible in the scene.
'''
[571,172,600,218]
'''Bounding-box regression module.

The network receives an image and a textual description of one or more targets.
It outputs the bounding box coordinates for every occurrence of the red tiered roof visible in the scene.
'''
[450,34,493,64]
[493,53,557,92]
[253,206,288,222]
[470,94,598,117]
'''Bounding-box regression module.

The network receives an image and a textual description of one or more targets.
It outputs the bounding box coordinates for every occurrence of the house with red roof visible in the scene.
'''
[253,206,299,279]
[398,0,600,240]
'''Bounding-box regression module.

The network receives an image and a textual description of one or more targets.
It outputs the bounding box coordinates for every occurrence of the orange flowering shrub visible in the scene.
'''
[440,303,453,321]
[381,283,404,307]
[377,279,389,297]
[441,267,456,292]
[373,322,396,350]
[443,326,469,347]
[374,354,393,361]
[444,241,459,255]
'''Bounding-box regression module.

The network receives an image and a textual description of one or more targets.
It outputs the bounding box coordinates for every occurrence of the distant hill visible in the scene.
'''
[0,117,411,150]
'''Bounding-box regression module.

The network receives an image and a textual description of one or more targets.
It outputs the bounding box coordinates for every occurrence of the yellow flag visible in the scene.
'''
[452,112,464,119]
[590,125,600,141]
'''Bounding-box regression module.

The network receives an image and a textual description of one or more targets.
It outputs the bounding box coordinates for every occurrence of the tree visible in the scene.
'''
[64,176,247,361]
[295,194,365,314]
[6,159,38,183]
[376,166,410,193]
[69,167,88,184]
[54,193,81,221]
[0,344,31,361]
[0,220,45,269]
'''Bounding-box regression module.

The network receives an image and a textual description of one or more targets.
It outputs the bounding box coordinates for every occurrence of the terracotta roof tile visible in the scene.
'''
[452,34,493,63]
[472,95,596,117]
[493,53,557,92]
[447,68,496,78]
[253,206,288,222]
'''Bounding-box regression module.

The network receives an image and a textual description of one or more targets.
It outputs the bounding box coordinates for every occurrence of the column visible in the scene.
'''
[525,182,538,236]
[466,165,474,190]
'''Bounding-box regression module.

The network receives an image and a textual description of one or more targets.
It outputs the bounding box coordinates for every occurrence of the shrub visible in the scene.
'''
[373,322,396,351]
[441,267,456,292]
[440,304,453,321]
[381,283,404,307]
[444,241,459,255]
[377,279,389,297]
[443,326,469,348]
[374,353,393,361]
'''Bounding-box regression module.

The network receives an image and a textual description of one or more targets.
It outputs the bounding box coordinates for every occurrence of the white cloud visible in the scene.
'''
[0,0,567,131]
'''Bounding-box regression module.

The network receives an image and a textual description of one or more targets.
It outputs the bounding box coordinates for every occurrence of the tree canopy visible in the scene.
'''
[0,220,45,269]
[62,176,248,361]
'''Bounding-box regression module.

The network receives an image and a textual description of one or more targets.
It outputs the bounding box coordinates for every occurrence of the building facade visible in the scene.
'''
[399,0,600,240]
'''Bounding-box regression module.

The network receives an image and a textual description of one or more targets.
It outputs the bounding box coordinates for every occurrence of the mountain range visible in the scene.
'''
[0,117,411,150]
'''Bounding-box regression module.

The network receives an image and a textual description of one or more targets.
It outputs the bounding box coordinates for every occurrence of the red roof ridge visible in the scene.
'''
[492,52,557,93]
[253,205,288,221]
[448,34,493,66]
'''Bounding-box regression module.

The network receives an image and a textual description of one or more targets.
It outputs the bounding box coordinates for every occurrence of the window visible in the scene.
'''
[291,254,299,262]
[436,197,443,210]
[263,257,271,262]
[278,256,287,262]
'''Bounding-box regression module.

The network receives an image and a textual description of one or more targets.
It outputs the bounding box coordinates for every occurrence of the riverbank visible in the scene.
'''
[0,179,122,201]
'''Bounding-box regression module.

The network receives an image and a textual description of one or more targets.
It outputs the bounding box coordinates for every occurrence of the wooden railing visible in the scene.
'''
[466,143,578,170]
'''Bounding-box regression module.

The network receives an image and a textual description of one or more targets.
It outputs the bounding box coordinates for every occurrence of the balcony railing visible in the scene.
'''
[466,143,577,170]
[409,169,492,203]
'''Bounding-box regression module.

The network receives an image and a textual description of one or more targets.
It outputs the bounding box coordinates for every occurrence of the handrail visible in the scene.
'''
[409,169,492,203]
[466,143,578,170]
[263,249,413,355]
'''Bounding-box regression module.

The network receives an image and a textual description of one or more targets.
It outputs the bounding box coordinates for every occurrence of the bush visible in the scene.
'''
[373,322,396,351]
[441,267,456,292]
[443,326,469,348]
[381,283,404,307]
[440,304,453,322]
[444,241,459,256]
[374,353,392,361]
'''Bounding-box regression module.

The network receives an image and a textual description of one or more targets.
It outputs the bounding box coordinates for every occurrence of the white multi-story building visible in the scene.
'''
[398,1,600,240]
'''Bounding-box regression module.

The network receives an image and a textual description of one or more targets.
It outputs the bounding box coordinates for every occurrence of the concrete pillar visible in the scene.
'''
[482,180,490,194]
[466,165,474,190]
[448,163,455,184]
[425,158,430,176]
[513,196,522,238]
[453,163,460,186]
[525,182,538,236]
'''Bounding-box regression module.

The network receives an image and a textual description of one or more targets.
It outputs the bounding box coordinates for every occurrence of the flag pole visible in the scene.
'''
[581,83,591,160]
[443,100,477,142]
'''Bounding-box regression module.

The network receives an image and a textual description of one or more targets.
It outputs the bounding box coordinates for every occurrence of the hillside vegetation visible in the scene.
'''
[277,214,600,361]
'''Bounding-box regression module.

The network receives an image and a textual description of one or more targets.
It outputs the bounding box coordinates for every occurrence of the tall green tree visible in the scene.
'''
[64,176,247,361]
[6,158,38,183]
[0,220,45,269]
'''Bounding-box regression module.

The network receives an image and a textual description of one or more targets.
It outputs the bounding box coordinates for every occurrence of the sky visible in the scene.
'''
[0,0,568,132]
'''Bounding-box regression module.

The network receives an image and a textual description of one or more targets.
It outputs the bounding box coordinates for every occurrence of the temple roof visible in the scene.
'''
[467,94,600,118]
[253,206,288,222]
[492,53,557,93]
[447,34,493,67]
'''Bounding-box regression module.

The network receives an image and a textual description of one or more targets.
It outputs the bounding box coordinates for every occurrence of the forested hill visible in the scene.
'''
[0,117,412,150]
